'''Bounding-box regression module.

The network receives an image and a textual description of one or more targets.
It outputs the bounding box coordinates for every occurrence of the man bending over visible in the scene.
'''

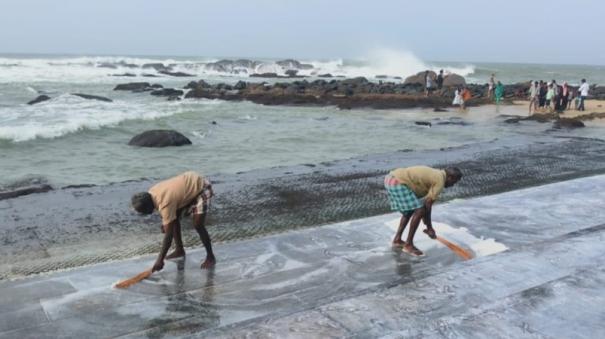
[131,171,214,272]
[384,166,462,256]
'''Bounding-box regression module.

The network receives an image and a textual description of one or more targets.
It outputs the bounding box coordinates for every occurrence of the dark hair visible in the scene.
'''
[131,192,154,214]
[581,79,586,83]
[445,167,462,181]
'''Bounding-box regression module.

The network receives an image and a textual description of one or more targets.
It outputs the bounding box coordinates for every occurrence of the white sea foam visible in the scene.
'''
[0,52,475,83]
[0,94,187,142]
[385,218,507,257]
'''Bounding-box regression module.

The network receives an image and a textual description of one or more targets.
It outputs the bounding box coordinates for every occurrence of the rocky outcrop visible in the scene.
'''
[71,93,113,102]
[150,88,184,97]
[111,73,136,77]
[114,82,163,92]
[158,70,195,77]
[27,95,51,105]
[0,184,53,200]
[276,59,313,70]
[128,130,192,147]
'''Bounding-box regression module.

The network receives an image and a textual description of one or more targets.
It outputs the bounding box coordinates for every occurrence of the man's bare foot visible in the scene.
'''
[403,244,424,257]
[166,249,185,260]
[392,239,406,247]
[201,257,216,269]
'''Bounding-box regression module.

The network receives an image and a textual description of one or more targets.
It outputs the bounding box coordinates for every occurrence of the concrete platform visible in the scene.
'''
[1,175,605,338]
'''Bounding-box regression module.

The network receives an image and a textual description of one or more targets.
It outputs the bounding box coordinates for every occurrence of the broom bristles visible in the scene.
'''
[113,269,153,289]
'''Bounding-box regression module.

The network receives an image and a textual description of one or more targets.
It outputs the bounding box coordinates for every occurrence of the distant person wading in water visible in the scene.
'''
[488,74,496,98]
[384,166,462,256]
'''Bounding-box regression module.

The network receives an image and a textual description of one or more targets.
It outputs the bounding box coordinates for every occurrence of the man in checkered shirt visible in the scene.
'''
[131,171,215,271]
[384,166,462,256]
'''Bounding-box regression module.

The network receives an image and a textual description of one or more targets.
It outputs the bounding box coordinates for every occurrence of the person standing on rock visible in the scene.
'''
[453,87,463,111]
[437,70,444,90]
[425,71,434,97]
[131,171,215,271]
[578,79,589,111]
[529,81,539,114]
[494,81,504,106]
[384,166,462,256]
[488,74,496,98]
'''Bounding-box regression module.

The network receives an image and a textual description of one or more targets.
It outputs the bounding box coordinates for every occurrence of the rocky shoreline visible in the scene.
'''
[111,75,605,111]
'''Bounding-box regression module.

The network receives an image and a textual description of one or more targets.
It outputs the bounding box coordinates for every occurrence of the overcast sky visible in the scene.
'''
[1,0,603,65]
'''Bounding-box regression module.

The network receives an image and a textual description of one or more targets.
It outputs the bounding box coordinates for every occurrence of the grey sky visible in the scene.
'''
[1,0,603,64]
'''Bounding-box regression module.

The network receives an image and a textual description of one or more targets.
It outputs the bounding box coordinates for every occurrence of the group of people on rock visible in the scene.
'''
[528,79,590,114]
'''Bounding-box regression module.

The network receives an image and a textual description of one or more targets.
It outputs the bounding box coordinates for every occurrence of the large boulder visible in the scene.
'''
[128,130,192,147]
[442,73,466,87]
[27,95,51,105]
[71,93,113,102]
[404,71,436,86]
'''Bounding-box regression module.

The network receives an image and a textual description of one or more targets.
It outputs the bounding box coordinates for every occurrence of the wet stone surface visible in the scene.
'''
[1,175,605,338]
[2,135,605,279]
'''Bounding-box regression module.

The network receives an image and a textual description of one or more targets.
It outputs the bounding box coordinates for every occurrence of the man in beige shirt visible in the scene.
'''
[384,166,462,256]
[131,171,214,272]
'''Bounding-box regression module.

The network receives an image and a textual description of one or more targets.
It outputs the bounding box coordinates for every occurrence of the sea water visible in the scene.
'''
[1,53,604,187]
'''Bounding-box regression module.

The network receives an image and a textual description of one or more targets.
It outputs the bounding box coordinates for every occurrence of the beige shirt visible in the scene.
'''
[149,171,204,225]
[389,166,446,201]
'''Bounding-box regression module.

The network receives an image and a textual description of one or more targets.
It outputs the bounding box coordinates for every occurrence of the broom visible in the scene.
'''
[424,230,474,260]
[113,268,153,289]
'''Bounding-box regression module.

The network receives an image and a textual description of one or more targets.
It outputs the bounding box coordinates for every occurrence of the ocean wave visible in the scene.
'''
[0,53,475,83]
[0,94,192,142]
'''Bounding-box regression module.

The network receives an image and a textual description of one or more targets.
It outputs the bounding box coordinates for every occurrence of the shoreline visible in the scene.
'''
[3,134,605,280]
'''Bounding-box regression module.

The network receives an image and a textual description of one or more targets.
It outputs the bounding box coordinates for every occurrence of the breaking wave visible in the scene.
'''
[0,50,476,83]
[0,94,193,142]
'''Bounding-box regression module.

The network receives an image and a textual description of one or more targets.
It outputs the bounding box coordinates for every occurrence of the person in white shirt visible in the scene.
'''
[529,80,539,114]
[578,79,589,111]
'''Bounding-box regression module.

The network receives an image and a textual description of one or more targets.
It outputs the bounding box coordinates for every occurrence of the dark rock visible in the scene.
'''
[114,82,151,91]
[128,130,192,147]
[404,71,437,86]
[27,95,51,105]
[524,113,555,123]
[71,93,113,102]
[110,73,136,77]
[167,96,181,101]
[0,184,53,200]
[211,121,217,125]
[150,88,184,97]
[433,107,448,112]
[158,70,195,77]
[150,84,163,89]
[415,121,432,127]
[318,73,333,78]
[442,73,467,87]
[234,81,247,90]
[276,59,313,70]
[285,70,299,77]
[142,73,160,77]
[375,75,388,79]
[251,72,279,78]
[97,62,117,69]
[553,118,585,129]
[504,118,521,124]
[142,63,171,72]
